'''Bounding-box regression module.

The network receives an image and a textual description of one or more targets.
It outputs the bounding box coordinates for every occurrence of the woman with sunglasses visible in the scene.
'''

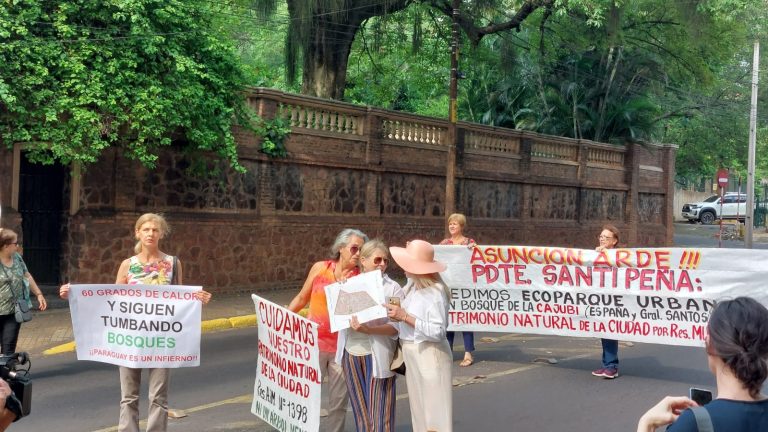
[288,228,368,432]
[0,228,47,354]
[334,239,403,432]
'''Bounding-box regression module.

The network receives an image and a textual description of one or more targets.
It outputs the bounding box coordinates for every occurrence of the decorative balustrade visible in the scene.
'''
[282,103,364,135]
[531,140,579,162]
[464,130,520,155]
[381,119,446,146]
[588,146,625,167]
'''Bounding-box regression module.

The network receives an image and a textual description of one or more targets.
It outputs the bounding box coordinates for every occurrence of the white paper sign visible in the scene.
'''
[436,245,768,347]
[324,271,386,333]
[68,284,202,367]
[252,295,320,432]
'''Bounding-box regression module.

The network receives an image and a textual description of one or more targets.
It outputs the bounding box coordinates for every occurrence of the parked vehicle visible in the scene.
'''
[681,193,747,225]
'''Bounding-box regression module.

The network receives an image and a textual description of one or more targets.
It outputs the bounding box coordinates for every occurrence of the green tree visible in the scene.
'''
[0,0,250,169]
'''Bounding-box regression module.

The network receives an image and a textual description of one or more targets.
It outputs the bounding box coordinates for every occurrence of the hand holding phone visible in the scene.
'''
[386,296,401,306]
[689,387,712,406]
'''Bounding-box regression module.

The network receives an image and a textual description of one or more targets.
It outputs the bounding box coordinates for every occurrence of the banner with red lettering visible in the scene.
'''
[252,295,320,432]
[436,246,768,347]
[69,284,202,367]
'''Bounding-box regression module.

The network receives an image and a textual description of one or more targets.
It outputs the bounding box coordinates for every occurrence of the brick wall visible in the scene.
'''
[1,88,676,292]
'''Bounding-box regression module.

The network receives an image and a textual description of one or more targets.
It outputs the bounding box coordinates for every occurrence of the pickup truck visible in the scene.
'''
[681,193,747,225]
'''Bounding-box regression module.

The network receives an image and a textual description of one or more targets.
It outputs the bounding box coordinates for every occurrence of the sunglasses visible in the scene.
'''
[598,235,614,240]
[372,256,389,265]
[348,245,360,255]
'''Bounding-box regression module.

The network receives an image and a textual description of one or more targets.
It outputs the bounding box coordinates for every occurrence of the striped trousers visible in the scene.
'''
[341,350,397,432]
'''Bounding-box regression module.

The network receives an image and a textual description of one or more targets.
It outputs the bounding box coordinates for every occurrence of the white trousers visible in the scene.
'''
[402,340,453,432]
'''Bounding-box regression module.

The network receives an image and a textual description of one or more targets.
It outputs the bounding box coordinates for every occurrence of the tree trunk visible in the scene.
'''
[301,20,361,100]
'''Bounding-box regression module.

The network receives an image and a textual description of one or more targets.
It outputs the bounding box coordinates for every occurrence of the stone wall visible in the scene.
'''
[1,87,676,292]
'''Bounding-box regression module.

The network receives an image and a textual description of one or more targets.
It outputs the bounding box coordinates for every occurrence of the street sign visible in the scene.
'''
[717,168,729,190]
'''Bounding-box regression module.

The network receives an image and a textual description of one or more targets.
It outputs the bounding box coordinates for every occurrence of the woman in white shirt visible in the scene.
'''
[336,239,404,432]
[385,239,452,432]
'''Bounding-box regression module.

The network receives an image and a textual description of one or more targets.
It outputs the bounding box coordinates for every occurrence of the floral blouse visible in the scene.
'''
[0,253,29,315]
[125,255,175,285]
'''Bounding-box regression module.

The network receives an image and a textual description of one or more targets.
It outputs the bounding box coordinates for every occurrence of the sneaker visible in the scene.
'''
[591,368,606,377]
[602,368,619,379]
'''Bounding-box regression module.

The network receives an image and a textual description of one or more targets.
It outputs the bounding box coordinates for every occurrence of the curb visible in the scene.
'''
[42,309,308,356]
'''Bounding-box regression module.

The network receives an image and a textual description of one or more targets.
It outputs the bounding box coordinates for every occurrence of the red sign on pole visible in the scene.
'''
[716,168,729,191]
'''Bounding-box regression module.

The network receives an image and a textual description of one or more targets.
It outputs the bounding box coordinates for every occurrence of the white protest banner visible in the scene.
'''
[69,284,202,368]
[252,295,320,432]
[324,270,386,333]
[436,245,768,347]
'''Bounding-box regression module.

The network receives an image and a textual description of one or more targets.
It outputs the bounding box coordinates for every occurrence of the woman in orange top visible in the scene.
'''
[288,228,368,432]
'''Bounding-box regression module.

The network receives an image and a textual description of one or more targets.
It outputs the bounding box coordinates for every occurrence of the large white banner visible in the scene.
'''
[69,284,202,368]
[252,295,320,432]
[436,245,768,347]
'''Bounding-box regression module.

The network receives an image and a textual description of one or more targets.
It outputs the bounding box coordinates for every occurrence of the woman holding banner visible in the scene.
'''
[385,239,452,432]
[637,296,768,431]
[592,224,621,379]
[288,228,368,432]
[440,213,476,367]
[336,239,403,432]
[60,213,211,432]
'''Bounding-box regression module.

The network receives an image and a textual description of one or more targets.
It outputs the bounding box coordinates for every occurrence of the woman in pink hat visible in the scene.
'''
[385,239,452,432]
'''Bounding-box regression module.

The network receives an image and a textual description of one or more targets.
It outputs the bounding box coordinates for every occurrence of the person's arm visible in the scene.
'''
[637,396,697,432]
[24,272,47,311]
[59,283,73,300]
[288,262,323,313]
[115,259,131,284]
[385,300,446,341]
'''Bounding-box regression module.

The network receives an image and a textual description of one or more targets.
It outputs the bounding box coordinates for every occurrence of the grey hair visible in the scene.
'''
[330,228,369,259]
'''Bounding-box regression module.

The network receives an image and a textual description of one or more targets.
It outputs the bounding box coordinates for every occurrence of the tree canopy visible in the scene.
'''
[2,0,766,186]
[0,0,249,169]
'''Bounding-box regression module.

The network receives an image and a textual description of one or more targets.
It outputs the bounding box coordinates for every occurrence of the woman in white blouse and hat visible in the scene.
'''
[384,239,452,432]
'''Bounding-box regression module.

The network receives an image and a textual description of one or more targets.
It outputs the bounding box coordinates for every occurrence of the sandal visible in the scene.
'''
[459,355,474,367]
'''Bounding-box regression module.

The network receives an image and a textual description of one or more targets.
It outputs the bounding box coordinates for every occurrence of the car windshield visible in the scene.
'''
[704,195,720,203]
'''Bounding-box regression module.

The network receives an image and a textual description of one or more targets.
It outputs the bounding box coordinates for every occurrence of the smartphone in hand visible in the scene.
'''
[689,387,713,406]
[386,296,401,307]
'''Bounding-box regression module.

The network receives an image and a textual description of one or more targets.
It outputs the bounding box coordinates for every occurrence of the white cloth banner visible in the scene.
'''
[324,270,387,333]
[252,295,321,432]
[69,284,202,368]
[436,245,768,347]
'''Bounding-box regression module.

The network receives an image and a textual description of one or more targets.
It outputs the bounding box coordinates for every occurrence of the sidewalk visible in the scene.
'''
[17,288,300,357]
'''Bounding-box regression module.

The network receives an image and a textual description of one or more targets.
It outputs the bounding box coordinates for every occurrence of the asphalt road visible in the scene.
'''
[23,327,715,432]
[18,222,766,431]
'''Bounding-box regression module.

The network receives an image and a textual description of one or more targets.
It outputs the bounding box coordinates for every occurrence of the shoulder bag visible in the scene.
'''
[1,264,33,323]
[389,341,406,375]
[691,406,714,432]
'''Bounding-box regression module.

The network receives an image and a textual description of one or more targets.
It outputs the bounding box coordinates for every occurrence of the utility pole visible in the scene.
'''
[746,39,760,248]
[445,0,460,222]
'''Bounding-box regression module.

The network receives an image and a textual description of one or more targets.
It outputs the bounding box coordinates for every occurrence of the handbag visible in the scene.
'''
[14,299,32,323]
[390,342,406,375]
[2,263,33,323]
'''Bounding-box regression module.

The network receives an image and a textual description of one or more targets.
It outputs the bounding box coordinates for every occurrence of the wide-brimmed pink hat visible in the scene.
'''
[389,239,446,275]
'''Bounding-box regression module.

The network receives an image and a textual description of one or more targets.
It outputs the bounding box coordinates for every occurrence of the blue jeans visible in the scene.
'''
[601,338,619,369]
[447,331,475,352]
